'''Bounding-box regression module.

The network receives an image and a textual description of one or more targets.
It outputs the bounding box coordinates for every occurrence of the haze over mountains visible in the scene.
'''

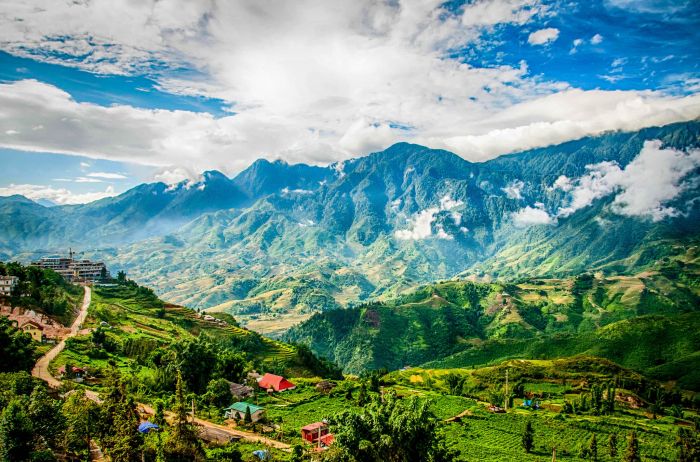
[1,121,699,330]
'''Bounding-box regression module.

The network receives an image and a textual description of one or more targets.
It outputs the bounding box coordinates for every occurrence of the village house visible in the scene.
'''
[224,402,265,422]
[0,275,18,296]
[228,381,254,400]
[19,319,43,342]
[315,380,336,394]
[301,421,334,450]
[257,373,295,393]
[58,365,87,382]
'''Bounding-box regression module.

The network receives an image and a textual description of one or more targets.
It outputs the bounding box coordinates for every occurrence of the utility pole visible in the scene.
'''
[504,368,509,412]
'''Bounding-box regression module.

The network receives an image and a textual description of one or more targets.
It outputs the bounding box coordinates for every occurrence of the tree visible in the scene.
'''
[676,427,700,462]
[117,271,127,284]
[522,421,534,454]
[623,431,641,462]
[205,444,242,461]
[62,390,98,461]
[205,378,233,409]
[0,317,36,372]
[290,444,304,462]
[244,405,252,424]
[215,350,247,383]
[444,373,465,396]
[174,338,218,394]
[109,397,143,462]
[165,370,203,461]
[326,390,455,462]
[606,385,616,414]
[0,398,34,461]
[91,327,107,347]
[28,386,66,449]
[589,434,598,461]
[153,400,166,427]
[608,433,618,458]
[356,382,368,407]
[99,376,143,462]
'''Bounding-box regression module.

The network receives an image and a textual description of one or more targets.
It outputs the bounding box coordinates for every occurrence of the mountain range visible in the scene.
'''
[1,120,699,332]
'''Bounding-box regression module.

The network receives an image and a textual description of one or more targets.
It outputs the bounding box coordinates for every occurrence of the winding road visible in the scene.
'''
[32,285,92,388]
[31,285,290,451]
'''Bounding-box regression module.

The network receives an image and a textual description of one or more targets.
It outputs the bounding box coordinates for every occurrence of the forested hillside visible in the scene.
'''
[286,254,700,383]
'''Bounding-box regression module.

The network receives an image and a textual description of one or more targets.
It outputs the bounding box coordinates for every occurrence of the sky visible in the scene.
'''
[0,0,698,205]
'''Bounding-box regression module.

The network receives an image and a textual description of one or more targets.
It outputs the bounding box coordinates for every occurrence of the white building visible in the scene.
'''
[0,276,18,296]
[32,252,109,282]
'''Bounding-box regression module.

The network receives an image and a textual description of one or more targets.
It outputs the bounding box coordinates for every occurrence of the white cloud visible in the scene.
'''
[395,207,442,240]
[502,180,525,199]
[0,1,698,175]
[281,187,313,195]
[437,89,700,161]
[153,167,196,186]
[0,184,116,205]
[590,33,604,45]
[557,140,700,221]
[512,203,555,227]
[439,195,464,210]
[569,38,584,54]
[74,177,103,183]
[527,27,559,46]
[395,194,463,240]
[461,0,546,27]
[552,175,573,192]
[86,172,128,180]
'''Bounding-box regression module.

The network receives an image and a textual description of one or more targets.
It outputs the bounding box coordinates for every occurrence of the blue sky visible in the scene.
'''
[0,0,698,204]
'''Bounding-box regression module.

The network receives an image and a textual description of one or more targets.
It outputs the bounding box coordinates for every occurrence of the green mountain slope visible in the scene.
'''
[285,256,700,383]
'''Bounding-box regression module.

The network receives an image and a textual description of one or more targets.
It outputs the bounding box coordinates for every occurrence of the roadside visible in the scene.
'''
[31,285,290,451]
[32,285,92,387]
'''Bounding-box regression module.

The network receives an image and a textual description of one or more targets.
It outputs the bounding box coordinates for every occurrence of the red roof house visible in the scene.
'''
[301,421,334,449]
[257,373,295,392]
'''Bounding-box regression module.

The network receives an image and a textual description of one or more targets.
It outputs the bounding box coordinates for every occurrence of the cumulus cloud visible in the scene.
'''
[436,90,700,161]
[0,1,698,175]
[512,203,555,227]
[552,175,573,192]
[570,38,584,54]
[395,195,463,240]
[590,33,604,45]
[502,180,525,199]
[557,140,700,221]
[527,27,559,46]
[461,0,546,27]
[0,184,116,205]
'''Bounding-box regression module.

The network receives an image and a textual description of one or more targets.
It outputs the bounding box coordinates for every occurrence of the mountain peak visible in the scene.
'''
[201,170,230,182]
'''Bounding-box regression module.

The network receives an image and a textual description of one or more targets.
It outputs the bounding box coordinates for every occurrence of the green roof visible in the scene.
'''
[225,402,264,414]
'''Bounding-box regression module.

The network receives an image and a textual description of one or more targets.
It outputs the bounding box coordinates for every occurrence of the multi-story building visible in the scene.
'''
[0,275,18,296]
[32,251,110,283]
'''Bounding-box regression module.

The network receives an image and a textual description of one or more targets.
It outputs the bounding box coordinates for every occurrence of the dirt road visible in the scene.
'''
[32,285,91,387]
[31,285,289,450]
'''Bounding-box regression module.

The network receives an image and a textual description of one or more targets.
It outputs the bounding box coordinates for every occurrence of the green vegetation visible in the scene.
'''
[0,317,36,372]
[287,261,700,379]
[323,389,455,461]
[0,261,82,323]
[54,279,339,409]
